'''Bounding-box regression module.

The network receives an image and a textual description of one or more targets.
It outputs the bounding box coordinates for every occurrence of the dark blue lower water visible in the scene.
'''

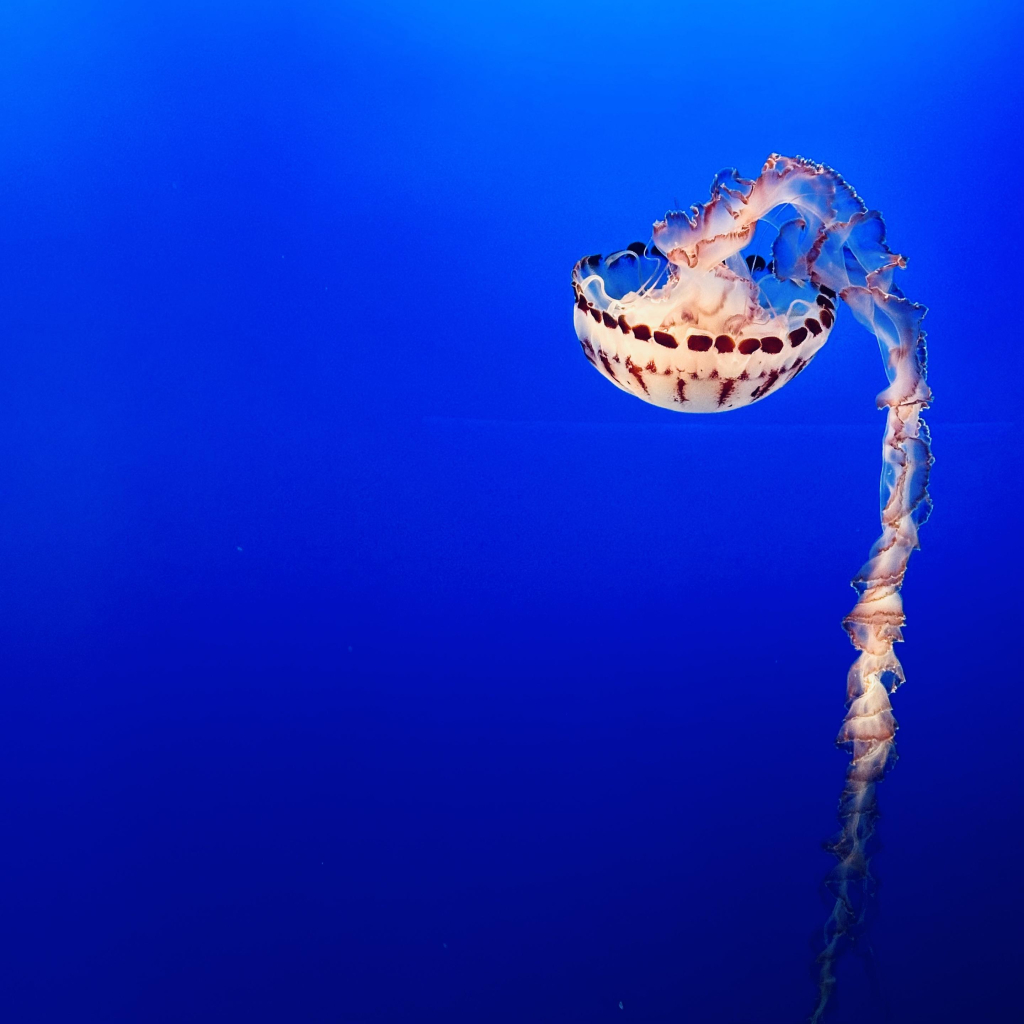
[0,3,1021,1022]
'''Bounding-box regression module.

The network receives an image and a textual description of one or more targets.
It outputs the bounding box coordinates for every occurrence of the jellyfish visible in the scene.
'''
[571,154,932,1021]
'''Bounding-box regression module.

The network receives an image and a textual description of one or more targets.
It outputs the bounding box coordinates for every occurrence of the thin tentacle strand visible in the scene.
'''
[810,278,932,1024]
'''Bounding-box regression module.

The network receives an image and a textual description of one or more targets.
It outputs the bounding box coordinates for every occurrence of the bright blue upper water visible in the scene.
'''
[1,3,1021,1022]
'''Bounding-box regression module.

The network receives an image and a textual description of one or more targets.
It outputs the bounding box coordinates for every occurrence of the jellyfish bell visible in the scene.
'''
[572,154,904,414]
[572,244,836,413]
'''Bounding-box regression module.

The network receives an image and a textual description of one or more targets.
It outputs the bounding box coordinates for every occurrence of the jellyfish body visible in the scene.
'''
[572,154,932,1021]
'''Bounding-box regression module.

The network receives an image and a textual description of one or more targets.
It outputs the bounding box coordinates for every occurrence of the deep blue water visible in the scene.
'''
[1,2,1022,1022]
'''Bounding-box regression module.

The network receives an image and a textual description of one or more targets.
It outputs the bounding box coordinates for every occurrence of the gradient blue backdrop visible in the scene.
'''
[1,2,1021,1022]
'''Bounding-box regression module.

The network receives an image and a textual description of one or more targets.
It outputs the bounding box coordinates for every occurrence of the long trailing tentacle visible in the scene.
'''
[808,226,932,1023]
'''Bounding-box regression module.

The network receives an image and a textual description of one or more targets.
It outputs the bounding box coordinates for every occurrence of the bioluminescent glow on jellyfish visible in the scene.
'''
[571,154,932,1021]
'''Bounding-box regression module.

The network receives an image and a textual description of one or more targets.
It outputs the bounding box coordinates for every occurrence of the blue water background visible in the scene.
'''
[1,2,1021,1021]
